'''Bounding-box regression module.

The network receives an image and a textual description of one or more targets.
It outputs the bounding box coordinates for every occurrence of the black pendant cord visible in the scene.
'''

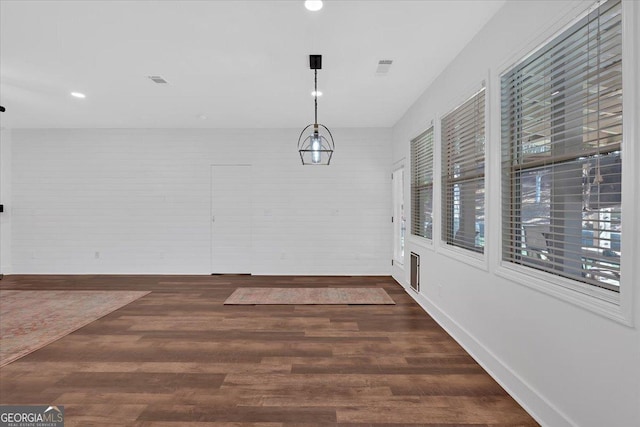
[314,69,318,125]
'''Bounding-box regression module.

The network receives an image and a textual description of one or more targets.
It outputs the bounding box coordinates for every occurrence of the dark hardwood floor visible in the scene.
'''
[0,275,538,426]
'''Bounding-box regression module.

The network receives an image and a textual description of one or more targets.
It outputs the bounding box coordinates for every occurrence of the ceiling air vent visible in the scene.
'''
[375,59,393,75]
[147,75,168,84]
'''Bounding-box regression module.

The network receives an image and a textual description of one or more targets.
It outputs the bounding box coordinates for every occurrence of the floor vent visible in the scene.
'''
[410,252,420,292]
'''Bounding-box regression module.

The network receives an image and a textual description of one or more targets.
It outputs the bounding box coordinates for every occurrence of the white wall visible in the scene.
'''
[0,128,11,274]
[9,127,391,275]
[392,1,639,427]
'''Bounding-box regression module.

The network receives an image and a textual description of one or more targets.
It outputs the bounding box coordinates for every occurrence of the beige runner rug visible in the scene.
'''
[224,287,395,305]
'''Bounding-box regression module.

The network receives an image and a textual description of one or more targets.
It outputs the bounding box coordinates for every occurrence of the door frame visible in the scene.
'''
[392,160,406,269]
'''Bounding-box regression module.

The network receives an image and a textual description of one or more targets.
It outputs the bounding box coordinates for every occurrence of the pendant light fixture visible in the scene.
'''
[298,54,334,165]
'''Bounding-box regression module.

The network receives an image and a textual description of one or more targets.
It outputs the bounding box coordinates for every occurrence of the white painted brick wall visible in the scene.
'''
[9,128,392,274]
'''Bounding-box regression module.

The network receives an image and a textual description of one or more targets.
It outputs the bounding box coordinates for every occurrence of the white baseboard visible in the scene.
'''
[394,278,576,427]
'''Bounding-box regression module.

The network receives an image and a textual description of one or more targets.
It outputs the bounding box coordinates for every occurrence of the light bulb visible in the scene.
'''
[305,1,323,12]
[311,132,321,164]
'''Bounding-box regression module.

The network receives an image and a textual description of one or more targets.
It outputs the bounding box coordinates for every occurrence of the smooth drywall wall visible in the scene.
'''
[10,128,391,275]
[0,128,11,274]
[392,1,639,426]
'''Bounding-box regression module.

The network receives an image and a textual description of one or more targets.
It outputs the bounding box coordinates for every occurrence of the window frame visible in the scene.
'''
[440,84,488,264]
[494,0,636,324]
[410,124,435,242]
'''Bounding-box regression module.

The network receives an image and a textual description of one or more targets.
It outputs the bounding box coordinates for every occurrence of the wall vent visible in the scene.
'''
[147,75,168,84]
[410,252,420,292]
[376,59,393,75]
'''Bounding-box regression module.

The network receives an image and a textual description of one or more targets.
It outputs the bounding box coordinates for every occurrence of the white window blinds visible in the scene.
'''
[441,88,486,252]
[501,0,622,292]
[411,126,434,239]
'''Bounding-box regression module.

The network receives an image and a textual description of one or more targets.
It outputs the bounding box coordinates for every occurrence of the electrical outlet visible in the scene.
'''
[94,251,100,259]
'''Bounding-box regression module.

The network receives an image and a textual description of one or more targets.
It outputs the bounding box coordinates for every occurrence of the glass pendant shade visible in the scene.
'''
[298,124,334,165]
[298,54,334,165]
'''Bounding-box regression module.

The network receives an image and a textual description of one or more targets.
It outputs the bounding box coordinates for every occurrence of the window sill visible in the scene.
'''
[408,234,435,251]
[438,242,488,272]
[495,262,631,326]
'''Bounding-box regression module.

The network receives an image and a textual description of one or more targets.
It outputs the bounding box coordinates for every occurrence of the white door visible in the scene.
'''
[211,165,252,274]
[392,166,405,266]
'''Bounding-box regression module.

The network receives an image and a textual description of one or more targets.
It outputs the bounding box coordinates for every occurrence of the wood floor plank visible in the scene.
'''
[0,275,538,426]
[53,372,226,393]
[137,405,337,423]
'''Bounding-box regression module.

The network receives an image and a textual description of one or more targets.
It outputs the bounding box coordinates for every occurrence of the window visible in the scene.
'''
[501,0,622,292]
[441,88,486,252]
[411,126,434,239]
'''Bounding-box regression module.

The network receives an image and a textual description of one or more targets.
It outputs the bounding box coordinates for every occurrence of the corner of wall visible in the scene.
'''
[0,127,12,275]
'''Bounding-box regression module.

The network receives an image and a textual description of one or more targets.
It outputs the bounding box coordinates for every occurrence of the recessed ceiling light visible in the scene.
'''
[70,92,86,99]
[311,90,323,97]
[305,1,323,12]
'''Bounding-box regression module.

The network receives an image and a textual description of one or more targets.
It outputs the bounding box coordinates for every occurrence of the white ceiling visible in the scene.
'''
[0,0,505,129]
